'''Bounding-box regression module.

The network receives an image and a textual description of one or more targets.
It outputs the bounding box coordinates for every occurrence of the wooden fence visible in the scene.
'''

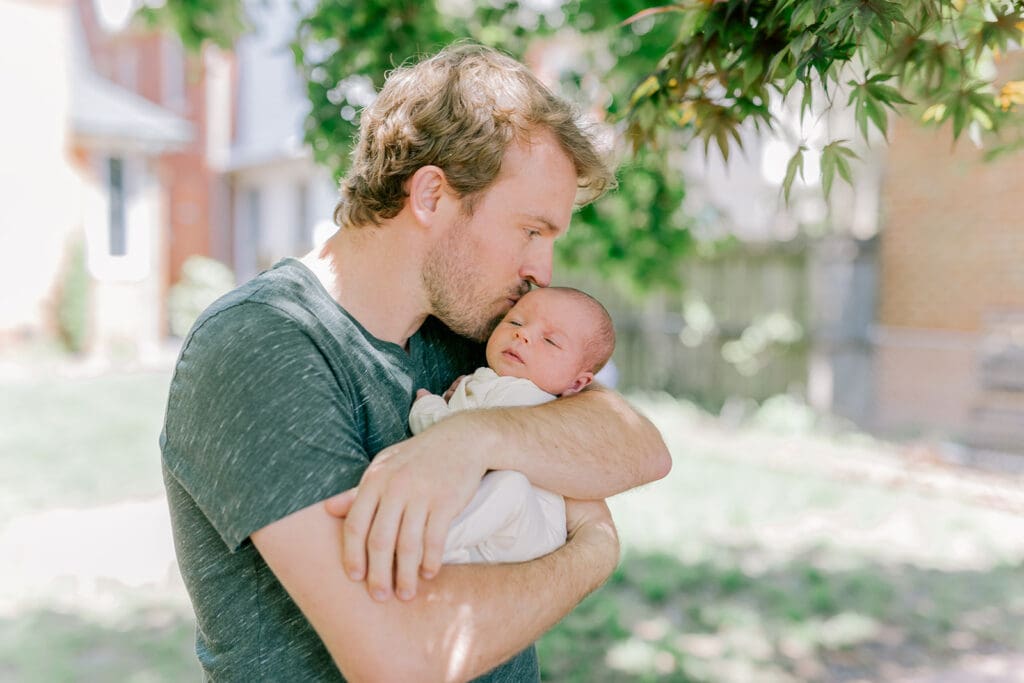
[561,238,876,413]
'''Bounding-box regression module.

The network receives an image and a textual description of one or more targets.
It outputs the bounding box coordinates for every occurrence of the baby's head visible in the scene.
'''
[485,287,615,396]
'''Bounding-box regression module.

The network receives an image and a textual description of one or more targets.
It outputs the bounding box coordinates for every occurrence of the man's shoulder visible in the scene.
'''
[180,259,383,371]
[187,259,326,337]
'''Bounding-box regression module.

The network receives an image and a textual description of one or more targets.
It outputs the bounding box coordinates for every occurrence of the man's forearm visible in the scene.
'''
[323,387,667,602]
[451,385,671,499]
[407,515,617,681]
[253,500,618,682]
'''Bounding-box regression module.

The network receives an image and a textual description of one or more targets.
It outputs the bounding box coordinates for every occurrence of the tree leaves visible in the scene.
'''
[998,81,1024,113]
[973,9,1024,60]
[819,140,858,198]
[945,82,999,140]
[147,0,1024,292]
[617,0,1023,198]
[782,145,807,203]
[564,148,694,292]
[136,0,247,50]
[847,73,913,139]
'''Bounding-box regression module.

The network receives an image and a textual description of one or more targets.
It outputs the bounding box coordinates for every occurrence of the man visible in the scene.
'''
[162,44,670,682]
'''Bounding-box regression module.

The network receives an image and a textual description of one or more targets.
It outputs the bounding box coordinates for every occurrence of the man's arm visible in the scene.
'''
[252,497,617,683]
[475,383,671,497]
[329,384,668,602]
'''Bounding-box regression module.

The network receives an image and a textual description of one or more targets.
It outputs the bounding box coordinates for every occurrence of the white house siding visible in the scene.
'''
[231,157,338,284]
[0,0,190,360]
[227,0,339,285]
[0,0,79,339]
[81,152,166,358]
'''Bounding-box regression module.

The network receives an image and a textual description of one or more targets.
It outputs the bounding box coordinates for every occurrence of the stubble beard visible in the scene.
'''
[422,222,507,342]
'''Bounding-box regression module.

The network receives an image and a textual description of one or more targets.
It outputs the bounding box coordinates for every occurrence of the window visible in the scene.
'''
[108,157,127,256]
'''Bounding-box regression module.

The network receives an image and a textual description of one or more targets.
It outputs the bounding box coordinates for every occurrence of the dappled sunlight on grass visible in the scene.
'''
[0,370,172,520]
[540,546,1024,682]
[536,394,1024,681]
[3,373,1024,680]
[0,604,200,682]
[0,498,182,618]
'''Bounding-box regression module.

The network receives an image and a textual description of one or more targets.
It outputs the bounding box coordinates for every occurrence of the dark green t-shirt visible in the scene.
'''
[161,258,539,681]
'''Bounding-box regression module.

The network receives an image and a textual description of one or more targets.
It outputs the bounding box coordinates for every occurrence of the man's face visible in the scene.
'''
[485,288,595,396]
[422,129,578,341]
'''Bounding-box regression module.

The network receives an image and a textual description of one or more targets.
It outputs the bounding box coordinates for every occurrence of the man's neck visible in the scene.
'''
[301,224,429,348]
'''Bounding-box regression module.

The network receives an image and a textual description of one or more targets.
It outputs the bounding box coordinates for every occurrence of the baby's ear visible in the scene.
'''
[562,371,594,397]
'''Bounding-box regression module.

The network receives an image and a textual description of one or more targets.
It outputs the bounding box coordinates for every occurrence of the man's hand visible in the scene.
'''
[257,493,622,681]
[324,414,488,602]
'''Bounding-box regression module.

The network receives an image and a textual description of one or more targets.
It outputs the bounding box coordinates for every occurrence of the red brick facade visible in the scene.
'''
[76,0,226,302]
[881,119,1024,333]
[878,61,1024,446]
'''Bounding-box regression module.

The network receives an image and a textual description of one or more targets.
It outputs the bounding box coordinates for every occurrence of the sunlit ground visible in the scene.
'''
[2,362,1023,682]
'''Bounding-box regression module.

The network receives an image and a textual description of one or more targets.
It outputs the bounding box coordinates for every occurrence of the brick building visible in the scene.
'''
[76,0,235,292]
[877,103,1024,451]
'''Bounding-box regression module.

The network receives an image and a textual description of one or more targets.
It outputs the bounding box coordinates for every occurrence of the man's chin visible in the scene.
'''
[442,313,501,343]
[468,314,503,343]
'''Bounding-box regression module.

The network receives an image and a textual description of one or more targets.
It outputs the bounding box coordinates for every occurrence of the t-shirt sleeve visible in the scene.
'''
[162,301,368,551]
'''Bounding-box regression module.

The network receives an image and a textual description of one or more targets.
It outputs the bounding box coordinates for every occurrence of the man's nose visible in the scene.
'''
[520,243,553,288]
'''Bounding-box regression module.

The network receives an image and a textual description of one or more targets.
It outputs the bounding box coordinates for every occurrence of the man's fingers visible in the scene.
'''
[324,488,357,518]
[394,503,427,601]
[365,499,404,602]
[341,490,379,582]
[420,509,452,580]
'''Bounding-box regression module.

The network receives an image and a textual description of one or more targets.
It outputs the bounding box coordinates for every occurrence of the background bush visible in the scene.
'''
[167,256,235,337]
[56,237,89,353]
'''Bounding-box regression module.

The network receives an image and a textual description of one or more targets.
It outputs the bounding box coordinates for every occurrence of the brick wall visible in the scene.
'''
[877,57,1024,440]
[880,67,1024,333]
[880,124,1024,332]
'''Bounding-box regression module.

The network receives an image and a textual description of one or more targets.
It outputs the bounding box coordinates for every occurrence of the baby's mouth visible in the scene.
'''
[503,349,524,364]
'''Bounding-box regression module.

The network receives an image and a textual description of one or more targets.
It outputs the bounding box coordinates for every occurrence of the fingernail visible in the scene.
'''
[421,569,435,580]
[348,569,364,581]
[372,589,388,602]
[397,588,413,601]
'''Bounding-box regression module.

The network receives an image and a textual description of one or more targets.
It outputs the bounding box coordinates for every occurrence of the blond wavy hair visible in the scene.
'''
[334,43,614,228]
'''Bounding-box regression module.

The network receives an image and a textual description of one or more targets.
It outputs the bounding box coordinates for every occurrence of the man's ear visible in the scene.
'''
[561,371,594,397]
[407,165,448,226]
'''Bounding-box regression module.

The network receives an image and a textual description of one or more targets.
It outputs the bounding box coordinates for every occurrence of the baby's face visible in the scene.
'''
[485,288,595,396]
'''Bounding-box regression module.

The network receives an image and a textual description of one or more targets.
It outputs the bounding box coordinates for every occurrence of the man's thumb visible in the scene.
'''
[324,488,357,517]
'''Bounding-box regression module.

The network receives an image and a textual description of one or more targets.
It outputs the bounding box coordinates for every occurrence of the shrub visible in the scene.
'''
[167,256,235,337]
[57,237,89,353]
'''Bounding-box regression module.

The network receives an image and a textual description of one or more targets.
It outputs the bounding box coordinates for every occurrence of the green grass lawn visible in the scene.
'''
[2,371,1022,682]
[0,370,172,519]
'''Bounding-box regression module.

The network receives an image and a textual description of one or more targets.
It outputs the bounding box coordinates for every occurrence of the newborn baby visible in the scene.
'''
[410,286,615,564]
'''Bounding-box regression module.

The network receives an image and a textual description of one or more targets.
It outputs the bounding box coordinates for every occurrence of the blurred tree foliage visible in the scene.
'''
[142,0,1024,289]
[167,256,236,337]
[57,237,89,353]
